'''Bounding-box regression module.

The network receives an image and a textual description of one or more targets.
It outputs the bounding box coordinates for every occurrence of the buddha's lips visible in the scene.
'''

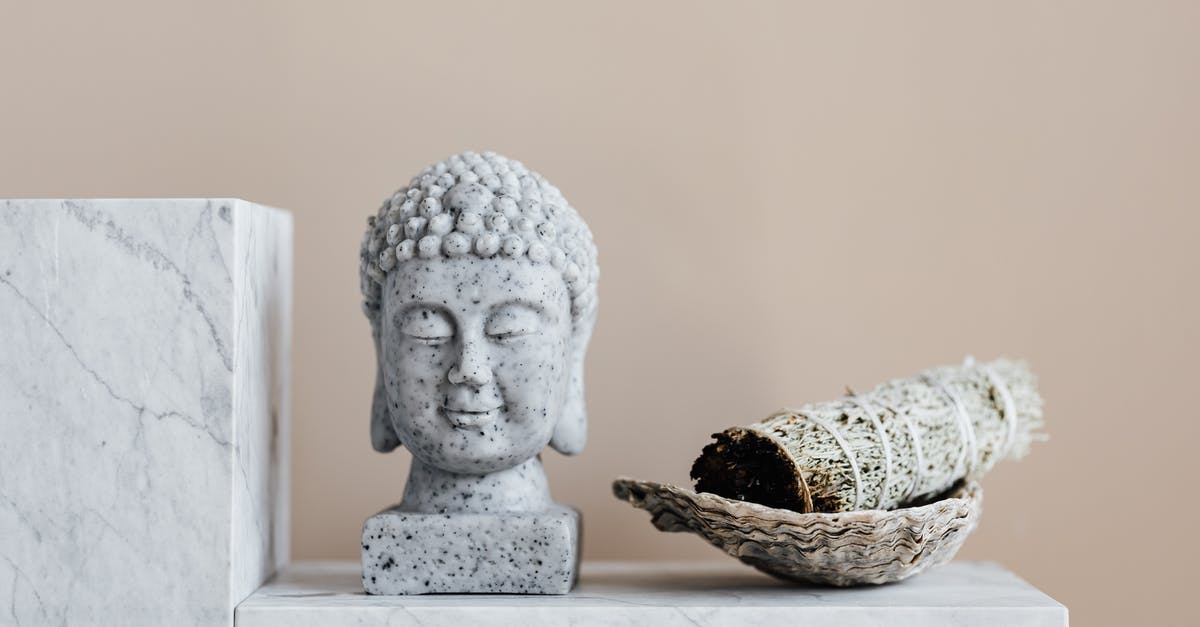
[440,406,502,429]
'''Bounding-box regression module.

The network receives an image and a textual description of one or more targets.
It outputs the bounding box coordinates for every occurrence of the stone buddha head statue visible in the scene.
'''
[359,151,598,514]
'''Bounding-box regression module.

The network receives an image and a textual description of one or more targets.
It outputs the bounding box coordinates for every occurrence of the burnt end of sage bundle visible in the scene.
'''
[690,428,816,513]
[690,358,1044,514]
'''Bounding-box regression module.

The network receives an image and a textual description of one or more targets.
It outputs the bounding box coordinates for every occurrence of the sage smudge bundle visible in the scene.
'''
[691,358,1043,513]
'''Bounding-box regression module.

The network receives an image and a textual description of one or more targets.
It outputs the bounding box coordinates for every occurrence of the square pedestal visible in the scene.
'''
[0,199,291,626]
[361,505,579,594]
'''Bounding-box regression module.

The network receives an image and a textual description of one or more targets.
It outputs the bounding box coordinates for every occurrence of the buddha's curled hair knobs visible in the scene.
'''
[359,151,599,322]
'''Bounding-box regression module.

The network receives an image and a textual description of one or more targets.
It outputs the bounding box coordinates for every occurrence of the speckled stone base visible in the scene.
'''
[361,504,579,595]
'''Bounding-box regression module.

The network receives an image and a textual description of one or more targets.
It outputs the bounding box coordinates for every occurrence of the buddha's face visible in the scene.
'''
[380,256,573,474]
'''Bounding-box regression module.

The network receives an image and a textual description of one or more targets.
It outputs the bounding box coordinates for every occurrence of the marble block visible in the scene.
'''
[362,505,578,594]
[236,560,1068,627]
[0,199,292,627]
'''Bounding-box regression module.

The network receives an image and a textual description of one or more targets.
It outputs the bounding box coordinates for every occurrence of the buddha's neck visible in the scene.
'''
[399,456,552,514]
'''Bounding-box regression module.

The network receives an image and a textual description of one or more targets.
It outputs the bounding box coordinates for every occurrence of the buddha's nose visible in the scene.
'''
[447,337,493,386]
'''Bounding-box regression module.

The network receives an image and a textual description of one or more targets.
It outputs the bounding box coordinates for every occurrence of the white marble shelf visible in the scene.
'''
[235,560,1067,627]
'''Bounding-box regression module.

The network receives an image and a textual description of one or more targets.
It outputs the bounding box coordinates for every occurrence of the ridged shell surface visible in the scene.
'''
[612,478,981,586]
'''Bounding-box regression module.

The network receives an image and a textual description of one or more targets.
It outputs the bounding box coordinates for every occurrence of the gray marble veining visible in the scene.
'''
[358,152,598,594]
[0,199,291,626]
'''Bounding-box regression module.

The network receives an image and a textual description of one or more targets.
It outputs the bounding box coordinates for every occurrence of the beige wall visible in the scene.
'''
[3,1,1197,624]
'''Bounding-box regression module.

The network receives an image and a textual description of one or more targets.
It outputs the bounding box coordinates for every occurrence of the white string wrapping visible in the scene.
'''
[781,410,864,511]
[896,404,926,502]
[847,394,892,509]
[922,373,979,477]
[981,363,1018,458]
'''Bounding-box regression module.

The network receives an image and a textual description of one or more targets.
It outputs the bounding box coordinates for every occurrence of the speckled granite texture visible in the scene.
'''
[361,504,579,594]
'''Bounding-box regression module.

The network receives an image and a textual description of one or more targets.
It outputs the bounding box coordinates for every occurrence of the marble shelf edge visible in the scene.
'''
[235,560,1067,627]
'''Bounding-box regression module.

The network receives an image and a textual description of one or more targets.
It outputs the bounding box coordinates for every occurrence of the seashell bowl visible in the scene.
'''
[612,477,982,586]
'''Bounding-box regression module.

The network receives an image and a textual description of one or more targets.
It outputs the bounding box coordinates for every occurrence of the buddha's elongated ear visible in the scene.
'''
[550,308,595,455]
[369,320,401,453]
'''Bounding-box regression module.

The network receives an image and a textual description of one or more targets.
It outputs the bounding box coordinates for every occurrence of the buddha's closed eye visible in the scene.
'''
[486,304,543,342]
[398,307,454,344]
